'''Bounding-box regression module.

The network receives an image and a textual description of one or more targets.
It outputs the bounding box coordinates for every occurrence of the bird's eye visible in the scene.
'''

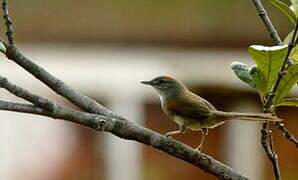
[158,79,165,84]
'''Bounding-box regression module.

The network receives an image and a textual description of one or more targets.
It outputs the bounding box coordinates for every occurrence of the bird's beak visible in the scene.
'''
[140,80,153,86]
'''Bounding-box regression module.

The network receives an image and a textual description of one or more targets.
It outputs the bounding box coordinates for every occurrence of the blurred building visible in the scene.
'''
[0,1,297,180]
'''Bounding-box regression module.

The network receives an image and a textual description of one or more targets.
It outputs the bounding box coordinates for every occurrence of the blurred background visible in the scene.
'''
[0,0,297,180]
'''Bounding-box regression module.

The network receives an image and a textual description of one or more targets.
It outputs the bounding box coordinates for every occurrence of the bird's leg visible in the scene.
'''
[165,125,186,138]
[195,128,208,151]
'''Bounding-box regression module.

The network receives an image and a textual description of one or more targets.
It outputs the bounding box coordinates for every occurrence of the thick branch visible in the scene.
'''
[0,100,248,180]
[0,73,248,179]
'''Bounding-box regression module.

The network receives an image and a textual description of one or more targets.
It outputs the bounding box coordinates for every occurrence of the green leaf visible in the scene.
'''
[270,0,296,25]
[0,42,6,54]
[290,0,298,16]
[284,30,298,63]
[291,0,298,5]
[290,45,298,63]
[249,45,288,94]
[230,61,256,88]
[284,30,294,44]
[273,64,298,105]
[276,97,298,107]
[249,65,266,92]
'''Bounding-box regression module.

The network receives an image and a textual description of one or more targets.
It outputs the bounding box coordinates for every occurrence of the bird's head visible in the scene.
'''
[141,76,186,97]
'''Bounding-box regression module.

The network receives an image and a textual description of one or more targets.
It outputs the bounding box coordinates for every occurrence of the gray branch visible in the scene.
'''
[2,0,15,45]
[3,43,120,118]
[251,0,282,45]
[0,62,248,180]
[251,0,293,66]
[0,99,248,179]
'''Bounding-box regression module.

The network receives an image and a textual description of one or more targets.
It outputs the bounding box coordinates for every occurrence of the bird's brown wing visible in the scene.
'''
[187,91,216,111]
[167,91,214,119]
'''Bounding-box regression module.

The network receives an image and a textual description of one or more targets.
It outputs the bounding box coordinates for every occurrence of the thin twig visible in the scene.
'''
[251,1,298,179]
[0,76,56,111]
[260,123,273,159]
[264,20,298,110]
[0,100,55,117]
[275,123,298,148]
[251,0,282,45]
[2,0,15,45]
[264,13,298,180]
[275,122,298,147]
[268,130,282,179]
[0,100,105,127]
[251,0,292,65]
[0,76,105,127]
[252,0,298,147]
[261,17,298,180]
[261,123,282,180]
[251,0,298,149]
[0,100,108,127]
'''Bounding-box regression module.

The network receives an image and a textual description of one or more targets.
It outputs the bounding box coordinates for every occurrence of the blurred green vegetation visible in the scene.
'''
[0,0,291,46]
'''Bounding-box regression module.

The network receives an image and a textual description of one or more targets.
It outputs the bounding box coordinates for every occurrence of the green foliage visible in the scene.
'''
[284,30,294,44]
[248,45,288,94]
[249,65,267,97]
[290,45,298,62]
[270,0,296,24]
[276,97,298,107]
[273,64,298,104]
[231,1,298,110]
[0,42,6,54]
[229,0,298,118]
[284,31,298,63]
[290,0,298,15]
[230,62,256,88]
[231,46,294,103]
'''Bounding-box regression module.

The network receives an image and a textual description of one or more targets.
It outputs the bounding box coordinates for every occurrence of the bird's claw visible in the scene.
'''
[195,145,203,152]
[165,133,172,139]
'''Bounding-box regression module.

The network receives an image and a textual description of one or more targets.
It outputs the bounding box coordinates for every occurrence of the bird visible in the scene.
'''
[141,76,281,151]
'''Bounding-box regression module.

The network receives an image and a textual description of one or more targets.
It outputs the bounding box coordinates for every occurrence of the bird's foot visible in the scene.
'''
[164,133,173,139]
[195,145,203,152]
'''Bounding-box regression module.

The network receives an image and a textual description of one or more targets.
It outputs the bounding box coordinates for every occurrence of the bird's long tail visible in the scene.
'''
[213,110,282,122]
